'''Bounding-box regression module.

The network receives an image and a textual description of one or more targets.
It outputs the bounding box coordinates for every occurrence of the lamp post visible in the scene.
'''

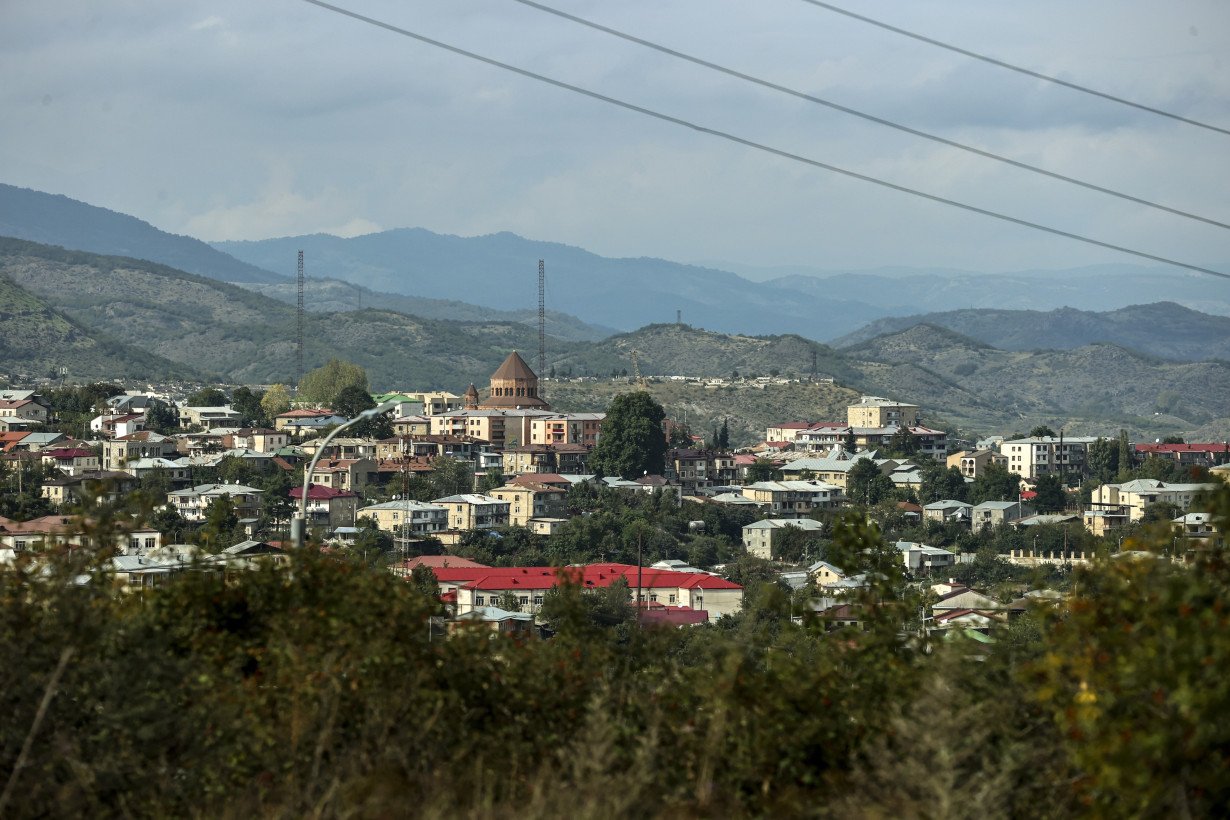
[292,400,397,548]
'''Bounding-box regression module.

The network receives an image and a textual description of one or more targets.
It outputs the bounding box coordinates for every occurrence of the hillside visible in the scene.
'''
[551,324,860,383]
[0,238,589,389]
[774,264,1230,322]
[544,379,862,449]
[844,324,1230,438]
[0,184,285,284]
[240,278,616,342]
[0,274,198,382]
[831,302,1230,361]
[215,229,885,339]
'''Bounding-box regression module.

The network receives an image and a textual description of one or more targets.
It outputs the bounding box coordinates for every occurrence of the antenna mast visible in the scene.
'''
[296,250,305,385]
[538,259,546,385]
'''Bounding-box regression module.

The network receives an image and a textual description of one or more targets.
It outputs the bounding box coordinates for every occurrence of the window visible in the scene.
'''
[519,596,529,606]
[532,595,543,605]
[475,595,485,606]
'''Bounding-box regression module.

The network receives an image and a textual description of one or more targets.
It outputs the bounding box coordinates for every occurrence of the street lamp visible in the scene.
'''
[291,400,397,548]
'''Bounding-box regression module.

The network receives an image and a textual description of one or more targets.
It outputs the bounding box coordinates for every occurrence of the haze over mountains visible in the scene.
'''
[217,229,1230,338]
[3,181,1230,438]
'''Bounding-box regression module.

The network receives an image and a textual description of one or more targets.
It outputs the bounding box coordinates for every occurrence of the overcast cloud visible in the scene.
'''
[2,0,1228,275]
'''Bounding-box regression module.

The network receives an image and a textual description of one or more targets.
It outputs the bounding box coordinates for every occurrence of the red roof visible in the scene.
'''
[290,484,357,500]
[452,563,742,593]
[1135,443,1230,454]
[43,448,96,459]
[278,408,336,418]
[401,555,492,570]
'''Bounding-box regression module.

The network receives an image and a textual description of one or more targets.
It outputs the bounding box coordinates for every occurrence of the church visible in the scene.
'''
[464,351,551,411]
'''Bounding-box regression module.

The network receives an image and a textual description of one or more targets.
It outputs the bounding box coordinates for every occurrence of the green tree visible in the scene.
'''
[773,524,823,563]
[230,386,267,426]
[198,494,240,552]
[885,426,919,458]
[919,460,968,504]
[969,462,1021,505]
[1086,436,1119,483]
[588,391,667,479]
[746,458,780,483]
[1116,429,1134,479]
[260,384,291,419]
[144,399,179,433]
[185,387,228,407]
[333,384,376,419]
[1032,473,1067,513]
[297,359,368,406]
[847,458,893,505]
[476,468,504,494]
[428,457,475,498]
[717,418,730,450]
[1028,480,1230,815]
[1029,425,1057,438]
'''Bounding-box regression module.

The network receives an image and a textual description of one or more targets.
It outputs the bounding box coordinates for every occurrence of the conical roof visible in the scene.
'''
[491,351,537,381]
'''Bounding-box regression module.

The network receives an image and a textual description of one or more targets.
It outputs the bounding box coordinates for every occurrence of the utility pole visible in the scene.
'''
[537,259,546,396]
[296,250,305,385]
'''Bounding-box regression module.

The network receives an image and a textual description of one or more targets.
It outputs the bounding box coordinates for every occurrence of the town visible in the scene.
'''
[3,349,1224,639]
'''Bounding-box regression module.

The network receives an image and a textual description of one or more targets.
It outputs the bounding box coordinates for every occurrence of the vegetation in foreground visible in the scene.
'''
[1,484,1228,818]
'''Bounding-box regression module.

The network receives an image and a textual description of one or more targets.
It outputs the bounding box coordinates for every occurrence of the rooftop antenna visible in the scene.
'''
[538,259,546,388]
[296,250,305,385]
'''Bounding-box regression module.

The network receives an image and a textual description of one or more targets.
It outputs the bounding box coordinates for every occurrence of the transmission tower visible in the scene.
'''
[296,250,305,385]
[537,259,546,384]
[676,309,682,325]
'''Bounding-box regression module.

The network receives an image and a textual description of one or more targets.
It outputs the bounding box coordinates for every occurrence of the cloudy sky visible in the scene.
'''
[2,0,1228,276]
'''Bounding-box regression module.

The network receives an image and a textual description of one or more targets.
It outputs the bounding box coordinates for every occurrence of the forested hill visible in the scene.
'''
[830,302,1230,362]
[0,183,285,284]
[0,238,587,388]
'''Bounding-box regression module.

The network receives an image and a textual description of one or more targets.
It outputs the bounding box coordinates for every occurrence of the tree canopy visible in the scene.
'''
[588,391,667,479]
[297,359,369,406]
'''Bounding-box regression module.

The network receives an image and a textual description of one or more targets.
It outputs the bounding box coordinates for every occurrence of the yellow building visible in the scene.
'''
[489,483,567,527]
[847,396,919,428]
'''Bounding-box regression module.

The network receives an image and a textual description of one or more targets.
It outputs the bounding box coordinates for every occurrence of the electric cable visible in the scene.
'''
[299,0,1230,281]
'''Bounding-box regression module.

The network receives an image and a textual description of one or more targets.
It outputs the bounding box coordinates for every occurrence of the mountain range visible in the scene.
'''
[2,182,1230,439]
[831,303,1230,362]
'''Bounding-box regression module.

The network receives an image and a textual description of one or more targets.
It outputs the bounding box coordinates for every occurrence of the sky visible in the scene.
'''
[2,0,1229,276]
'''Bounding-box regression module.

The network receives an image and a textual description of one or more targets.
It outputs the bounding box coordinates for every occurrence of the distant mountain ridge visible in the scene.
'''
[215,229,888,339]
[0,183,286,284]
[831,302,1230,362]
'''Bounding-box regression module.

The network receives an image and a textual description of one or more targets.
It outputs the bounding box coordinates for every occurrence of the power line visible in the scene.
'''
[798,0,1230,138]
[298,0,1230,282]
[510,0,1229,231]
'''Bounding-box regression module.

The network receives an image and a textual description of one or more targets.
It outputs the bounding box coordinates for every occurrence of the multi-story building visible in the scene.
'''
[307,458,377,492]
[102,431,179,471]
[167,484,263,522]
[1086,479,1218,533]
[529,413,604,448]
[178,405,243,430]
[290,485,359,529]
[223,428,289,454]
[442,562,743,623]
[999,436,1097,481]
[947,449,1007,478]
[972,500,1034,531]
[39,447,100,476]
[665,449,739,494]
[430,409,555,450]
[742,518,825,560]
[1134,442,1230,469]
[501,443,591,476]
[740,480,843,517]
[357,499,449,540]
[432,494,511,534]
[489,483,568,527]
[778,455,897,489]
[847,396,920,429]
